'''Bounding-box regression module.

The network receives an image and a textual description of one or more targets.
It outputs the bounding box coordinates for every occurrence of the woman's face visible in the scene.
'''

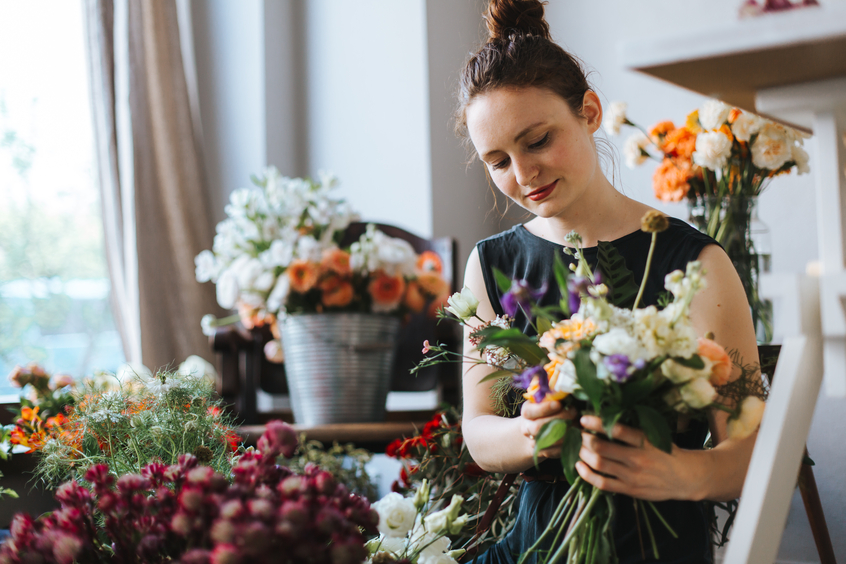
[465,86,603,219]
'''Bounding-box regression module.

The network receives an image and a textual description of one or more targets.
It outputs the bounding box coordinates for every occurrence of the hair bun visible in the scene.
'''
[484,0,550,42]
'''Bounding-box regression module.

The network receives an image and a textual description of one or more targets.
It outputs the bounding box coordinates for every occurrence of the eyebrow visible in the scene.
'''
[480,121,546,162]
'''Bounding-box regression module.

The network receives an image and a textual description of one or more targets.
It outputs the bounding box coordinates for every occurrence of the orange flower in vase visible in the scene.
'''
[652,158,693,203]
[287,259,319,293]
[368,271,406,313]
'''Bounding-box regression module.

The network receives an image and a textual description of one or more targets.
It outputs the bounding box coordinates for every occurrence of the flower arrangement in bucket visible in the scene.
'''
[419,212,768,563]
[195,168,449,424]
[603,100,810,343]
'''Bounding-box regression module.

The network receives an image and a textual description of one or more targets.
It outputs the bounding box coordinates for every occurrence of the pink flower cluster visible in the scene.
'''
[0,421,378,564]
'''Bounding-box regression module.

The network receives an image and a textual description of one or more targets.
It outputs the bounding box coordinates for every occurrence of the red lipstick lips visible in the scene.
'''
[527,180,556,201]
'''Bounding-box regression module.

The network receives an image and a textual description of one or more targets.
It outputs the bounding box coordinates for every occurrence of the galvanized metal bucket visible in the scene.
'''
[280,313,401,426]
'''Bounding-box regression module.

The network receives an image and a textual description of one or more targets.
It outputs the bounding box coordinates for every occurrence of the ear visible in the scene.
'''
[582,90,602,134]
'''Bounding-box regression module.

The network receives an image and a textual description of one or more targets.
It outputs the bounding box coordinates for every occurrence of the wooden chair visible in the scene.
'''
[210,222,460,449]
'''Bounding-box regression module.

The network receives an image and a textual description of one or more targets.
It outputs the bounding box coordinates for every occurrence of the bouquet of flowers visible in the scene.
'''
[604,99,810,342]
[366,480,469,564]
[1,421,378,564]
[386,409,521,554]
[420,211,767,563]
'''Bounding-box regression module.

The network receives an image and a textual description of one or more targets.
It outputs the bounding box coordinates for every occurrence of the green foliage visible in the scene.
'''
[595,241,638,309]
[278,434,377,501]
[0,471,17,500]
[472,326,548,366]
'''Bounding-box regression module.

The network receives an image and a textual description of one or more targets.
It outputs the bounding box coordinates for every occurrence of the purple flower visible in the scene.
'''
[513,365,545,390]
[604,354,634,383]
[532,371,552,403]
[501,280,546,318]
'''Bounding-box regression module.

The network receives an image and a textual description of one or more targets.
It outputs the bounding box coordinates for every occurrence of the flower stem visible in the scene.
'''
[632,232,658,310]
[548,486,603,564]
[646,501,678,538]
[639,499,661,560]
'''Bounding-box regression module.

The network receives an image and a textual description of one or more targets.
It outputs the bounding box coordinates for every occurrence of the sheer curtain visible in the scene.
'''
[84,0,220,370]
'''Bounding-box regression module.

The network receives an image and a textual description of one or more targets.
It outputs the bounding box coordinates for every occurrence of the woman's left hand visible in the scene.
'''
[575,415,705,502]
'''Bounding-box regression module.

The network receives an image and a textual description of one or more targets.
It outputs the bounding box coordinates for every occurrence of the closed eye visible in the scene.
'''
[529,132,549,150]
[491,156,510,171]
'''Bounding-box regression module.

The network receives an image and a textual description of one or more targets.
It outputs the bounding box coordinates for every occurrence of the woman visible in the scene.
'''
[457,1,760,562]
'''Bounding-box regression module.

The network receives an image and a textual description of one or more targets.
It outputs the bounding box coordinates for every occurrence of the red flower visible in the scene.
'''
[464,463,485,478]
[386,439,402,458]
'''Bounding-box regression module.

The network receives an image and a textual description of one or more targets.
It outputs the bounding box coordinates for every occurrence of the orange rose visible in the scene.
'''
[698,338,732,386]
[287,259,319,293]
[652,158,692,203]
[663,127,697,161]
[416,251,443,275]
[368,271,406,312]
[415,272,449,298]
[403,280,426,313]
[320,248,352,276]
[320,275,354,308]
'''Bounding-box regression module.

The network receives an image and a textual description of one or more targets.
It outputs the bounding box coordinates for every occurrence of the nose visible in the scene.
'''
[512,155,539,187]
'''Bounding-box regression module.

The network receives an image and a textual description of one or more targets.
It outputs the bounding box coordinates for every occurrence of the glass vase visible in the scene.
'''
[688,195,773,343]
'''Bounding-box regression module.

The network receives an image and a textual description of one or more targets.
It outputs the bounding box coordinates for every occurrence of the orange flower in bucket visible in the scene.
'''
[652,158,692,203]
[368,271,406,312]
[320,248,352,276]
[416,251,443,275]
[287,259,319,293]
[320,275,354,308]
[403,280,426,313]
[663,127,697,161]
[415,272,448,298]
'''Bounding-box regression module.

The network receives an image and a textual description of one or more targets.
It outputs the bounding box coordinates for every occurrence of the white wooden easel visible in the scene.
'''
[623,7,846,563]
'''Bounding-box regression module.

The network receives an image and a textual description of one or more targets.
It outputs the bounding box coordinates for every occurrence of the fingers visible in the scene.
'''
[521,400,563,421]
[580,415,646,449]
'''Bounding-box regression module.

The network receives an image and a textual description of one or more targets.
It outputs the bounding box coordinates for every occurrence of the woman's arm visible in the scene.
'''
[575,244,760,502]
[461,248,573,474]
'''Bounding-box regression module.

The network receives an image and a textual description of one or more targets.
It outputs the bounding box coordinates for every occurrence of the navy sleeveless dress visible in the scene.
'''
[474,218,718,564]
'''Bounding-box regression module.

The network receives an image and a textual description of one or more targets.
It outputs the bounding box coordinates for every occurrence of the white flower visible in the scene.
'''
[201,314,217,337]
[367,535,407,555]
[752,123,792,170]
[252,270,276,293]
[550,359,578,394]
[633,306,698,359]
[623,131,651,169]
[264,340,284,363]
[194,250,219,283]
[591,328,649,362]
[446,287,479,321]
[698,99,731,130]
[419,553,459,564]
[791,144,810,175]
[680,378,717,409]
[296,236,323,263]
[234,257,264,291]
[661,358,710,384]
[265,240,295,268]
[266,275,290,313]
[727,396,766,439]
[412,479,430,510]
[375,234,417,277]
[603,101,628,136]
[216,269,239,309]
[730,112,765,142]
[177,355,217,386]
[692,131,732,170]
[117,362,153,383]
[410,529,451,560]
[372,492,417,538]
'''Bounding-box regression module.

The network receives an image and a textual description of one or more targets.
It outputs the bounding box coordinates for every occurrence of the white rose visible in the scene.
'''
[752,123,792,170]
[194,250,219,283]
[371,535,407,555]
[623,131,650,169]
[680,378,717,409]
[692,131,732,171]
[730,112,765,142]
[791,144,810,175]
[446,287,479,321]
[698,99,731,130]
[266,275,290,313]
[603,101,628,136]
[372,493,417,538]
[727,396,766,439]
[252,270,276,292]
[216,269,239,309]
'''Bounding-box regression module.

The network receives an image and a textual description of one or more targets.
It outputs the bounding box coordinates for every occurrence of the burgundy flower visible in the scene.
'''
[257,420,298,459]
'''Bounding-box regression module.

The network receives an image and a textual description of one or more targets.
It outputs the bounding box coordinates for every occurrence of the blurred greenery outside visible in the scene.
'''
[0,4,125,396]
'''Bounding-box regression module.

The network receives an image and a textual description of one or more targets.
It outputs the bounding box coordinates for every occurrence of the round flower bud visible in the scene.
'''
[640,210,670,233]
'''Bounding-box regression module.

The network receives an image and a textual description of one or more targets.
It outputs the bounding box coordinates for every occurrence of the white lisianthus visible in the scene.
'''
[680,378,717,409]
[623,131,651,169]
[730,112,765,142]
[661,358,711,384]
[791,144,810,175]
[372,493,417,538]
[698,99,732,130]
[266,275,290,313]
[412,479,431,510]
[252,270,276,292]
[419,553,459,564]
[215,269,239,309]
[692,131,732,171]
[551,359,578,394]
[727,396,766,439]
[367,534,407,555]
[603,101,628,136]
[194,250,219,283]
[410,529,451,560]
[446,287,480,321]
[591,327,649,362]
[752,123,792,170]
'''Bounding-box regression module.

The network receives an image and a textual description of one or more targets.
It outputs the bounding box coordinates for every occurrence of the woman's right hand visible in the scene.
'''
[520,400,577,460]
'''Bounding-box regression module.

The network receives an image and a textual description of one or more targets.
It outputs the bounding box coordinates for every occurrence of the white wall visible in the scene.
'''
[544,2,842,562]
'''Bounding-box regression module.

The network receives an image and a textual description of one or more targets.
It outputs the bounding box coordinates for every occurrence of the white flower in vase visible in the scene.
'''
[623,131,651,169]
[693,130,732,170]
[752,123,792,170]
[194,250,219,283]
[603,101,628,135]
[698,99,731,130]
[730,111,765,142]
[215,269,239,309]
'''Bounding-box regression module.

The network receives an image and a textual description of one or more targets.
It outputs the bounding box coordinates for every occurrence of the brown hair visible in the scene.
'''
[456,0,591,145]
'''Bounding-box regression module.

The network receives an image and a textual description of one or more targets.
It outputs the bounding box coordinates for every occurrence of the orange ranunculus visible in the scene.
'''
[403,281,426,313]
[686,110,702,134]
[663,127,697,161]
[728,108,742,124]
[698,338,732,386]
[320,248,352,276]
[368,271,406,312]
[287,259,319,293]
[415,272,448,297]
[416,251,443,275]
[652,158,692,203]
[320,275,354,308]
[649,121,675,149]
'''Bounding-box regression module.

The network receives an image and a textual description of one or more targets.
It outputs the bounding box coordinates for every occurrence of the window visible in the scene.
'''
[0,0,124,397]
